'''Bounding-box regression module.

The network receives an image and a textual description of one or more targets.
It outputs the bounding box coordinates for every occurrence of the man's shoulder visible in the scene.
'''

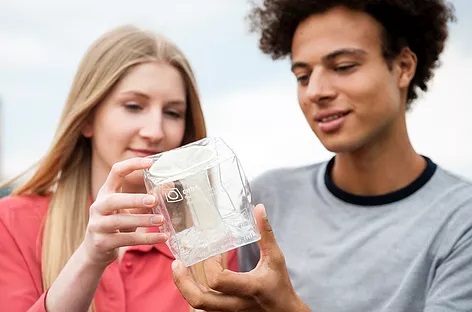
[248,160,328,206]
[432,165,472,200]
[251,161,327,188]
[427,166,472,231]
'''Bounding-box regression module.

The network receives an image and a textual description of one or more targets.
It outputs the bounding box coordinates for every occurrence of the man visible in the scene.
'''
[172,1,472,311]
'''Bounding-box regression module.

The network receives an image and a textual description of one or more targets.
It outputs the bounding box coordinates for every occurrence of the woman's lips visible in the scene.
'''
[129,149,159,157]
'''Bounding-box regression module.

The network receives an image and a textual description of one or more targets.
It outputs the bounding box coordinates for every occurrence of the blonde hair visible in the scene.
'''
[12,25,207,311]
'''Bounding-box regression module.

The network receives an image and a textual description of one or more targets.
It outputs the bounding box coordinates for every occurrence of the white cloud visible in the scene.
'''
[0,0,231,24]
[0,0,244,70]
[0,34,47,67]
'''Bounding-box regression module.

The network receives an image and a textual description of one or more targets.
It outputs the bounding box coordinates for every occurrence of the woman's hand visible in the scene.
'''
[80,157,168,268]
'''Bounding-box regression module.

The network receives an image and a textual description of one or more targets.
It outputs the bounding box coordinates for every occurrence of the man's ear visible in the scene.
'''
[395,47,417,89]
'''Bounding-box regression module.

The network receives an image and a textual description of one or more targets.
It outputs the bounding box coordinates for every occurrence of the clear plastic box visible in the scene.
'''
[143,137,261,267]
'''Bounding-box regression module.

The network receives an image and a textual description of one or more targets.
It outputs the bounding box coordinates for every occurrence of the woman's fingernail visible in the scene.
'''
[143,195,156,205]
[150,215,163,225]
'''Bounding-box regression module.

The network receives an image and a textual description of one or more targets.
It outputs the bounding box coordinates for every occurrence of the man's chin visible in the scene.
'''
[320,139,359,154]
[312,130,347,154]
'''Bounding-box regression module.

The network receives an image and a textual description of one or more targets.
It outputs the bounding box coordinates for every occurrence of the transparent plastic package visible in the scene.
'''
[143,137,261,267]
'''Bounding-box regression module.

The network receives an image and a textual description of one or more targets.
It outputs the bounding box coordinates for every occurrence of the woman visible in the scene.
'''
[0,25,237,312]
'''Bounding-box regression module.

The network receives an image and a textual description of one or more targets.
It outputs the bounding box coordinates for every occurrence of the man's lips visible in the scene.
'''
[314,109,351,133]
[315,109,351,123]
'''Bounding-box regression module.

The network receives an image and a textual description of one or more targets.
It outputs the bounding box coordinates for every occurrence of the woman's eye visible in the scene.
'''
[124,103,142,112]
[165,110,182,119]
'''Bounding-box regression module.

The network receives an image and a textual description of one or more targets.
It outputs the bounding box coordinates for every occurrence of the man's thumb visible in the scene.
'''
[254,204,278,258]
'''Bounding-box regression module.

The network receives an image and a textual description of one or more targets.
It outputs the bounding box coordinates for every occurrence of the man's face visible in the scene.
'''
[291,6,412,154]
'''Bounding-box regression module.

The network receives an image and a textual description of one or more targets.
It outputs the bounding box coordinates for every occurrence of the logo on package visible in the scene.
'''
[164,188,184,203]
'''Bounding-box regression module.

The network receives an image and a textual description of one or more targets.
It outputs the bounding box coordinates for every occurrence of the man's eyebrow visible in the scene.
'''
[322,48,367,62]
[291,61,310,72]
[291,48,367,72]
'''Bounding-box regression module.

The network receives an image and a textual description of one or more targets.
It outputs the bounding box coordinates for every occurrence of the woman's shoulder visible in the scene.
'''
[0,194,50,229]
[0,194,51,283]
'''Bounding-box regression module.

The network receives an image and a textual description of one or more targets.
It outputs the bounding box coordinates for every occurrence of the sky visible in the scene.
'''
[1,0,471,182]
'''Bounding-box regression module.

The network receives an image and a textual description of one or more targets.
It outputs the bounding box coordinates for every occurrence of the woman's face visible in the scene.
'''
[84,61,188,192]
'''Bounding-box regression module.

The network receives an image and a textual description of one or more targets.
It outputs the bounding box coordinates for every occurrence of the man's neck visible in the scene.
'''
[330,131,426,196]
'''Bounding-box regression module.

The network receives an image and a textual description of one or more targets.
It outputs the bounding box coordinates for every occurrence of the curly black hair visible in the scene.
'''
[248,0,456,104]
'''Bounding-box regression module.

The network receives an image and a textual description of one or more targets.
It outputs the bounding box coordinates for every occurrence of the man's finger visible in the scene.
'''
[172,260,254,311]
[254,204,280,258]
[204,255,258,296]
[253,204,288,272]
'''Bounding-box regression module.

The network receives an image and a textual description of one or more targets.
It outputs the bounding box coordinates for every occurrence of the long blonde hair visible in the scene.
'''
[12,25,206,310]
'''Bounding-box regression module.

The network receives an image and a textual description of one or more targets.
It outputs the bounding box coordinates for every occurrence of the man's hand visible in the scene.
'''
[172,204,311,312]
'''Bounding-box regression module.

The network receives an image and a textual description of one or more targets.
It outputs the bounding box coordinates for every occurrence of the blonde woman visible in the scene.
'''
[0,25,238,312]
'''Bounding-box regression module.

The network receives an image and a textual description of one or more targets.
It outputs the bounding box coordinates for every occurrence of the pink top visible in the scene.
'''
[0,195,238,312]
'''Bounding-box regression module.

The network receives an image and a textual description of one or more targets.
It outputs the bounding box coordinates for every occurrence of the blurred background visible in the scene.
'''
[1,0,471,194]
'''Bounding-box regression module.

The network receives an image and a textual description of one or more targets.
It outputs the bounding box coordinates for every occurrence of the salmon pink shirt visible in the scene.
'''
[0,195,238,311]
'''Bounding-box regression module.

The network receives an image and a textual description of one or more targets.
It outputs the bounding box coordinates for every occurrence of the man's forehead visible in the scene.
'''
[291,7,384,52]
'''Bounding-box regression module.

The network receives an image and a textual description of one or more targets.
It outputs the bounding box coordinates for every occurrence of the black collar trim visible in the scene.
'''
[324,156,437,206]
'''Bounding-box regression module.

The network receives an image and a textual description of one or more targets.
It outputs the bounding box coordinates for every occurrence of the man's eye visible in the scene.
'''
[335,64,357,72]
[296,75,309,86]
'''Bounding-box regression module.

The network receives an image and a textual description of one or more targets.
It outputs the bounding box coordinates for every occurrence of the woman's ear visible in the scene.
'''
[82,119,94,138]
[396,47,417,89]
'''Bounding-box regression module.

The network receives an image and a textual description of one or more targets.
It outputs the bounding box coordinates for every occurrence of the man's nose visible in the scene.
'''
[305,70,337,105]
